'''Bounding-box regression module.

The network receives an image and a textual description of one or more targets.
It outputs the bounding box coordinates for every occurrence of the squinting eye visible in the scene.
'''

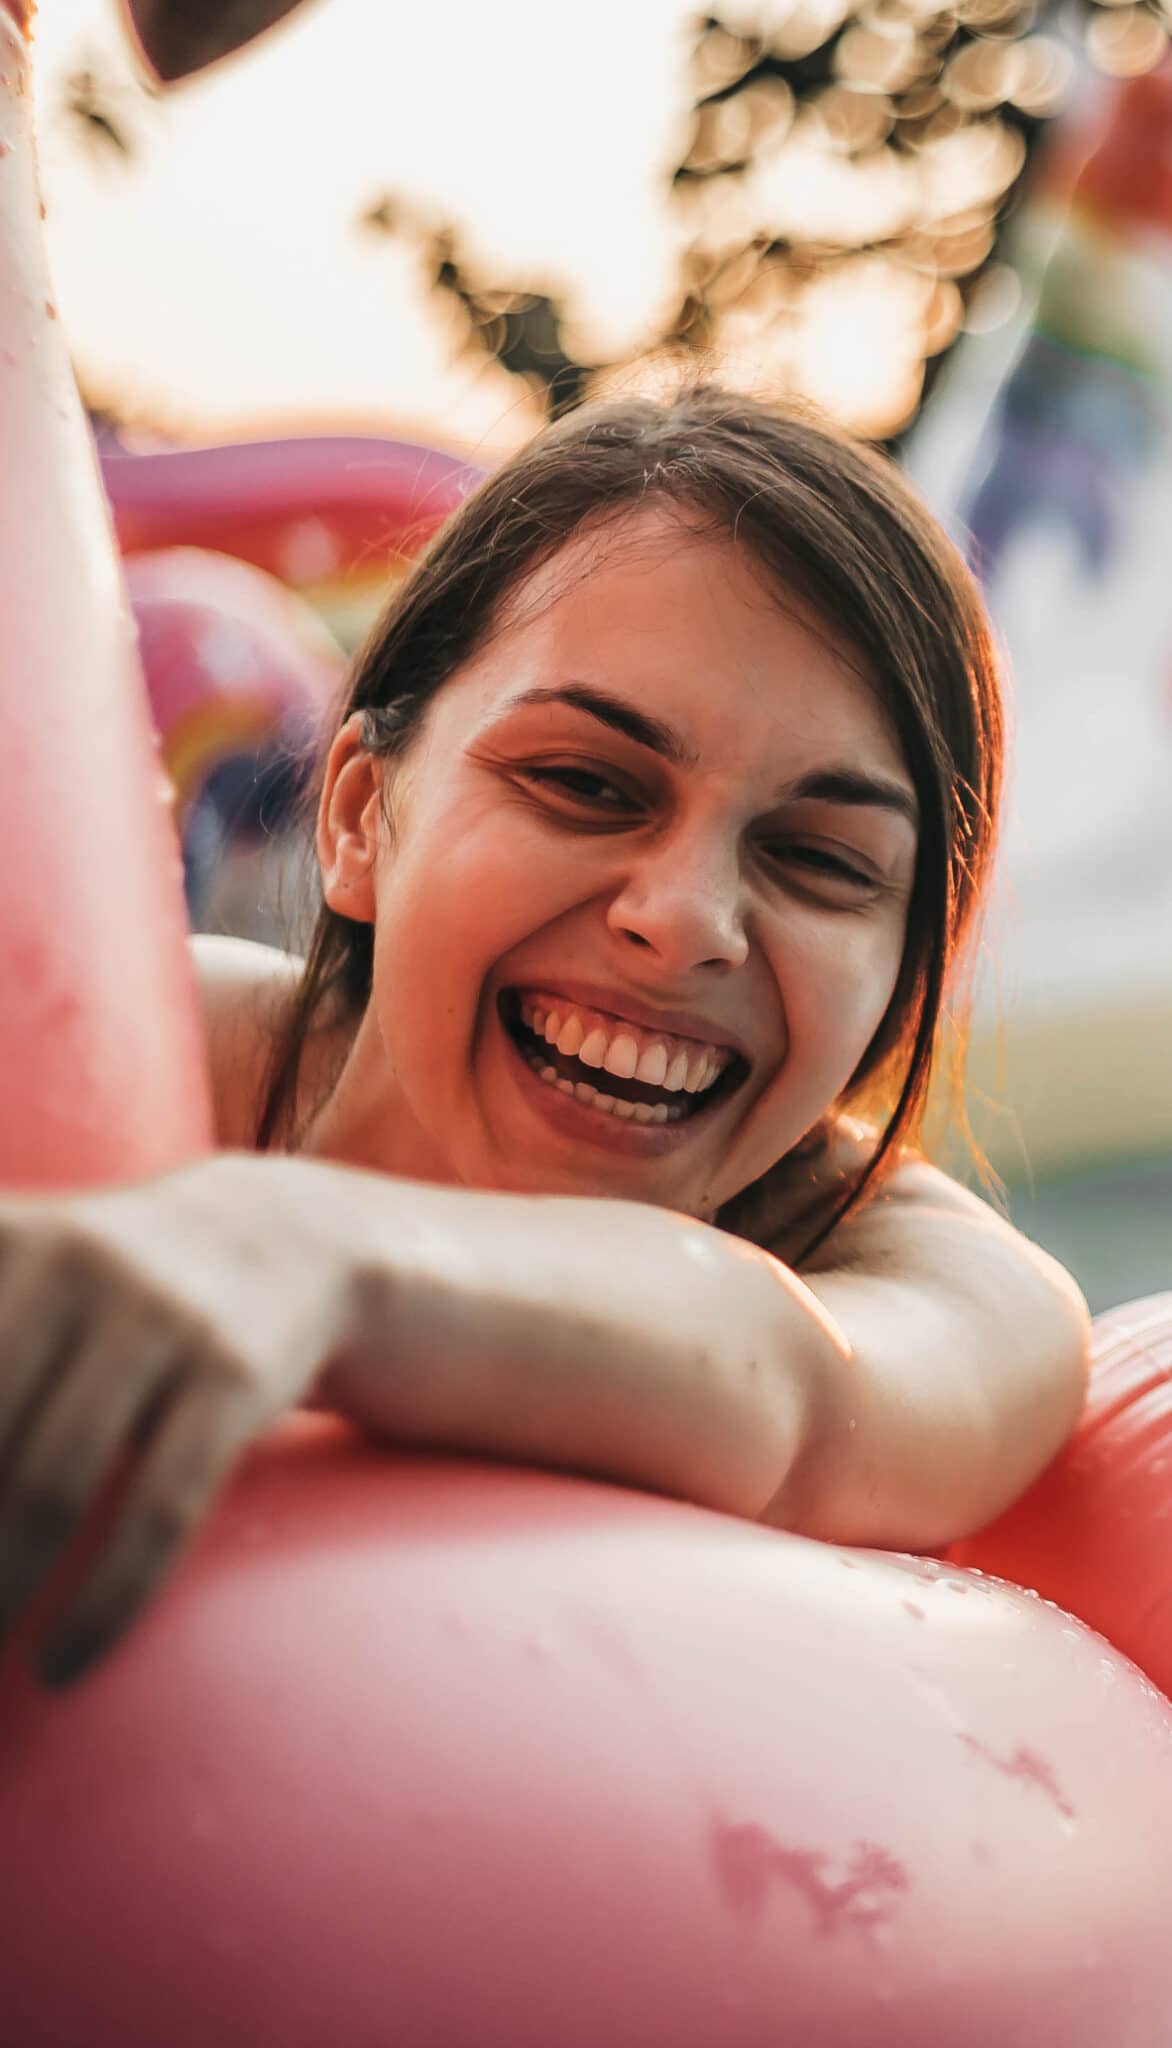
[769,843,874,888]
[523,766,634,810]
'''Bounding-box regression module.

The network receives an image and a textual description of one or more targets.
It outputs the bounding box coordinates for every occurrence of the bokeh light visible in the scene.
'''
[31,0,1172,445]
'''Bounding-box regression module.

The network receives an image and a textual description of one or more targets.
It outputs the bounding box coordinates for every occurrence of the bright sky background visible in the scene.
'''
[33,0,709,457]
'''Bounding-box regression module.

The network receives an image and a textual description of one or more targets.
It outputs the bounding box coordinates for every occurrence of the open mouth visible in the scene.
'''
[498,989,749,1127]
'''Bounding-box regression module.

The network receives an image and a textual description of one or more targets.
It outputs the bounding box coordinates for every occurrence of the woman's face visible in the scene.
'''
[316,505,919,1219]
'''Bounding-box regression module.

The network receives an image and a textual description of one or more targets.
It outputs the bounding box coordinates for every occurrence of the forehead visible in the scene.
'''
[441,504,905,781]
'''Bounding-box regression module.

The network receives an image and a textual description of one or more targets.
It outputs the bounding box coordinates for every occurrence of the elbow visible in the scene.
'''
[1016,1246,1094,1475]
[641,1355,806,1524]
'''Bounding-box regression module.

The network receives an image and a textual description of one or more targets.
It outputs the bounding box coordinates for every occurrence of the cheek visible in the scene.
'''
[388,818,600,988]
[778,914,907,1065]
[366,831,571,1068]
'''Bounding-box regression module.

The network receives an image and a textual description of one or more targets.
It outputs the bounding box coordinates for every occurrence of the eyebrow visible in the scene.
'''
[784,768,920,830]
[499,683,698,769]
[494,682,919,828]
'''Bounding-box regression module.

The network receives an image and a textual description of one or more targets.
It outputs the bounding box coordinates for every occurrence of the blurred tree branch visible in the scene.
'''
[362,0,1163,440]
[59,0,1172,442]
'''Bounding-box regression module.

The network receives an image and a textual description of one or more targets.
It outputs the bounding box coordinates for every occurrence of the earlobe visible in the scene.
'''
[317,713,384,924]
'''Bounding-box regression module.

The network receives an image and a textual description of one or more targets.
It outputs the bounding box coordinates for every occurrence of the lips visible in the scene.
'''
[498,990,749,1122]
[503,978,751,1065]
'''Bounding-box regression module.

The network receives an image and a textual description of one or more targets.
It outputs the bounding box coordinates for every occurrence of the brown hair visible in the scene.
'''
[257,384,1002,1255]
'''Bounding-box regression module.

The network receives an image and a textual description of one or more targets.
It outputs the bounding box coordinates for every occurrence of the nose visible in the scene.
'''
[606,828,750,974]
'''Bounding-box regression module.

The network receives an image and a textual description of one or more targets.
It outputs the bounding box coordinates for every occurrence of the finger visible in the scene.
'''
[0,1308,185,1645]
[0,1239,88,1462]
[37,1375,251,1687]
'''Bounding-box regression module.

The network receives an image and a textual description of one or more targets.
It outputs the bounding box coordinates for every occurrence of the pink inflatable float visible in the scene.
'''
[102,430,482,914]
[952,1293,1172,1701]
[4,1422,1172,2048]
[3,8,1172,2044]
[0,1,210,1187]
[124,548,343,824]
[124,547,345,912]
[102,431,482,645]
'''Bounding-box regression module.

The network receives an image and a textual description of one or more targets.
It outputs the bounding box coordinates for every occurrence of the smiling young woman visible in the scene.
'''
[285,505,919,1223]
[0,388,1088,1686]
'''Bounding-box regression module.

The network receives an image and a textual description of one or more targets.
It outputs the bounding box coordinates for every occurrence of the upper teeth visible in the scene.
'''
[517,995,733,1094]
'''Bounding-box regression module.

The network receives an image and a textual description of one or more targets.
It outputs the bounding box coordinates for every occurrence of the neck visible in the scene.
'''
[298,1006,455,1186]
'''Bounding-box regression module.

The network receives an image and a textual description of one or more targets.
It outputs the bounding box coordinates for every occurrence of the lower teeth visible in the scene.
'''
[527,1054,685,1124]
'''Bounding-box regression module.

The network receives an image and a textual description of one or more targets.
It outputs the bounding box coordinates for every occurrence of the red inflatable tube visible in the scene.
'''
[0,7,210,1188]
[4,1421,1172,2048]
[951,1293,1172,1700]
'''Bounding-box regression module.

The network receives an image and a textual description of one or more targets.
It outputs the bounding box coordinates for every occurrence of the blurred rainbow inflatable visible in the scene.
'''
[99,433,484,913]
[101,432,482,647]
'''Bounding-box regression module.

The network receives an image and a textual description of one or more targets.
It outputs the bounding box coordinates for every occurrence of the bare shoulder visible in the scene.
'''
[800,1143,1020,1278]
[738,1118,1061,1277]
[741,1125,1092,1541]
[800,1136,1090,1420]
[800,1142,1070,1299]
[190,935,303,1148]
[739,1117,1090,1380]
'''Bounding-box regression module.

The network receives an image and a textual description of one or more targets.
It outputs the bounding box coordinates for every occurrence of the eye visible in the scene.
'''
[766,842,876,890]
[521,765,636,813]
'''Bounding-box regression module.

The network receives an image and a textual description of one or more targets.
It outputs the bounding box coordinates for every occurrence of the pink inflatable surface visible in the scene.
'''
[953,1293,1172,1700]
[0,6,210,1186]
[3,9,1172,2042]
[101,433,481,598]
[4,1420,1172,2048]
[123,547,343,824]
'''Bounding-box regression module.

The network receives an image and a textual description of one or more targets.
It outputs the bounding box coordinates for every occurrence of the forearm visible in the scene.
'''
[123,1151,1085,1552]
[311,1166,829,1517]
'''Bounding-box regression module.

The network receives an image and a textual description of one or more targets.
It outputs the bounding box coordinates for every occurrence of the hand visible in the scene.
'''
[0,1155,359,1686]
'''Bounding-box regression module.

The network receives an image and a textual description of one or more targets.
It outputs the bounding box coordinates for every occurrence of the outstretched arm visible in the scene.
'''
[0,943,1086,1684]
[317,1151,1089,1553]
[0,1136,1086,1684]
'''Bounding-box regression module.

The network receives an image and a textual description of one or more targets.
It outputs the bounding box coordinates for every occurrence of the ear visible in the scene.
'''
[316,713,384,924]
